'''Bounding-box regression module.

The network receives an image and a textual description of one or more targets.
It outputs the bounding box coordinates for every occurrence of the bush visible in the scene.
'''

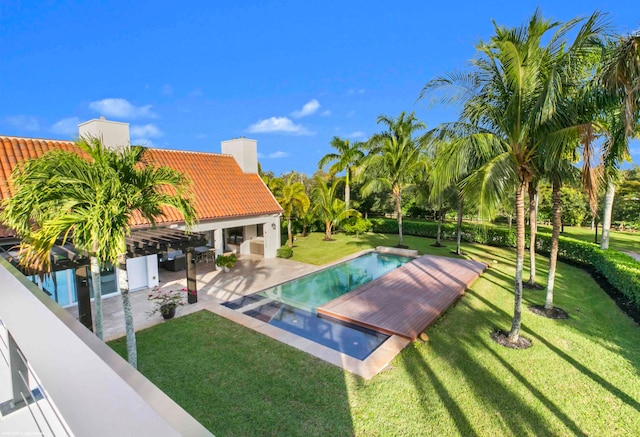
[342,218,372,237]
[277,245,293,259]
[536,234,640,307]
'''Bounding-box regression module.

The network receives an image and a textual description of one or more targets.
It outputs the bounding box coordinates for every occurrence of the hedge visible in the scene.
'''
[371,217,640,309]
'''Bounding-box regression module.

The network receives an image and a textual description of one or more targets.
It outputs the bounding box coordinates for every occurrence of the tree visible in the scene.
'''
[422,10,606,344]
[0,138,197,368]
[277,174,310,247]
[318,137,365,210]
[361,111,428,247]
[312,176,360,240]
[598,32,640,249]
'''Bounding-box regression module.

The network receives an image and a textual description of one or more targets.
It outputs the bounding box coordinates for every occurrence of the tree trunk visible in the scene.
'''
[118,254,137,369]
[89,256,104,340]
[395,186,403,245]
[456,196,463,255]
[600,181,615,250]
[436,210,442,245]
[509,179,527,343]
[325,220,332,240]
[527,181,537,286]
[345,169,351,210]
[287,217,293,248]
[545,179,562,310]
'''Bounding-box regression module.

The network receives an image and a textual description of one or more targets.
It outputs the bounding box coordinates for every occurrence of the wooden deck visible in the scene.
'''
[316,255,487,340]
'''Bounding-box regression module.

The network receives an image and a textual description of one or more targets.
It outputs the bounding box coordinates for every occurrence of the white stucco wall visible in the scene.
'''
[221,138,258,174]
[177,215,281,258]
[78,118,130,150]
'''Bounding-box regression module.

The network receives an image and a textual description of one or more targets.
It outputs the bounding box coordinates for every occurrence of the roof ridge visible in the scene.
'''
[148,147,233,158]
[0,135,75,143]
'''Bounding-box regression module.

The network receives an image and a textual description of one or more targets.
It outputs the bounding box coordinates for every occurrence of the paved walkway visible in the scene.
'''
[623,251,640,262]
[67,254,317,341]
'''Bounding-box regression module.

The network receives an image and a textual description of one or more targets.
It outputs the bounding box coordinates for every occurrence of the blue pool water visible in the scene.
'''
[224,252,413,360]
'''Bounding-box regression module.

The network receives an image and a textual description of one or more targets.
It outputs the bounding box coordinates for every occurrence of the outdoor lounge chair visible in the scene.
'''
[164,251,187,271]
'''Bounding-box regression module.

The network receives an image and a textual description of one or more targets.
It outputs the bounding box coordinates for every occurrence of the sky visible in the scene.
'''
[1,1,638,176]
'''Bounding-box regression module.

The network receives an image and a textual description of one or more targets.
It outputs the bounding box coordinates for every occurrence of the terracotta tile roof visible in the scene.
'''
[0,136,282,235]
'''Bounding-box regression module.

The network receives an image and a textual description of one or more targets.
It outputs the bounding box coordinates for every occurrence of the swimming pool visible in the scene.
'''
[223,252,413,360]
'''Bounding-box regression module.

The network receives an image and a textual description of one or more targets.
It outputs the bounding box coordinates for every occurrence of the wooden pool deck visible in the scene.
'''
[317,255,487,340]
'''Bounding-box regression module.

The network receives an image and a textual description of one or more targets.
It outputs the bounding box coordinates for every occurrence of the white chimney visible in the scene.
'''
[78,117,130,150]
[221,137,258,174]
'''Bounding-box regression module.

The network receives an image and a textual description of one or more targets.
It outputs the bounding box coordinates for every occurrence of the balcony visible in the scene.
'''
[0,257,212,436]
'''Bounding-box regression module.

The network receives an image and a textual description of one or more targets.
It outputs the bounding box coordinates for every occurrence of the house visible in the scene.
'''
[0,117,283,306]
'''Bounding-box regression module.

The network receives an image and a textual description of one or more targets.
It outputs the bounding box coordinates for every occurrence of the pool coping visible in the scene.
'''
[201,300,411,380]
[201,249,415,379]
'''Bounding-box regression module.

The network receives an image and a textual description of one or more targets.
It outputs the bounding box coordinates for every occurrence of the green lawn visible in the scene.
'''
[537,224,640,253]
[110,233,640,436]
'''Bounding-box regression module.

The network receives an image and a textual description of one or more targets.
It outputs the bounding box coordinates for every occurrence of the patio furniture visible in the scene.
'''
[164,250,186,271]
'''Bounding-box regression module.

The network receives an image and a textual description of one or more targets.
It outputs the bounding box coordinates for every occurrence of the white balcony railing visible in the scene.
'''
[0,257,213,436]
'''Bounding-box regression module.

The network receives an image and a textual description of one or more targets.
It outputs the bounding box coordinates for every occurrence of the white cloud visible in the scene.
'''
[5,115,39,131]
[347,89,365,95]
[248,117,311,135]
[130,124,163,138]
[89,98,156,119]
[346,110,356,118]
[196,133,207,139]
[320,110,331,117]
[51,117,80,135]
[161,84,173,96]
[291,99,320,118]
[347,131,365,139]
[268,151,290,158]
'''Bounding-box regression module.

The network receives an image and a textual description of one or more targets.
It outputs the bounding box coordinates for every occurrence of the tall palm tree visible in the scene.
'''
[361,111,427,246]
[277,174,310,247]
[312,176,360,240]
[0,137,197,368]
[422,10,606,344]
[318,137,365,210]
[598,32,640,249]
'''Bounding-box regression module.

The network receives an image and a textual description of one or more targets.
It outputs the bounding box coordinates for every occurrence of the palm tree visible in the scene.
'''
[312,176,360,240]
[0,137,197,368]
[422,10,606,344]
[361,111,427,247]
[598,32,640,249]
[318,137,365,210]
[277,174,310,247]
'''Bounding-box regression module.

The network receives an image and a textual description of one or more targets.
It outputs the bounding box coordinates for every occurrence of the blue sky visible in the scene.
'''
[1,1,638,176]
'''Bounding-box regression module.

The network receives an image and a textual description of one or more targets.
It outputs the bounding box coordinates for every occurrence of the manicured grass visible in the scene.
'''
[110,234,640,436]
[537,224,640,253]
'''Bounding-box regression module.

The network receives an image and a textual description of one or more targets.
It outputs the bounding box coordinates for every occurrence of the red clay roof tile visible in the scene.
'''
[0,136,282,234]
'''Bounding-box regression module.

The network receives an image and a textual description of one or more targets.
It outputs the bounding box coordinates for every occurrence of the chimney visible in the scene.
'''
[78,117,130,151]
[221,137,258,174]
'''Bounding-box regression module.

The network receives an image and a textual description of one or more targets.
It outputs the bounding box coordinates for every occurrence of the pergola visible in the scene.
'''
[1,228,208,330]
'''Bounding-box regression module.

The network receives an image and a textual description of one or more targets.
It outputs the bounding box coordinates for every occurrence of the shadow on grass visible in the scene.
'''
[468,288,640,412]
[400,347,478,436]
[111,311,355,437]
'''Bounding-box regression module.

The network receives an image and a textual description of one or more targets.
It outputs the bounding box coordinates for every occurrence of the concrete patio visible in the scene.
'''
[67,254,318,341]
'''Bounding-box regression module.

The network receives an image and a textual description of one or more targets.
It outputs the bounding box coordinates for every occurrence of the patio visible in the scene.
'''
[67,254,318,341]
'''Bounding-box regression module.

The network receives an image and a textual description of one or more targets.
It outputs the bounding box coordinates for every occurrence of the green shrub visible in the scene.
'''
[342,218,372,237]
[277,245,293,259]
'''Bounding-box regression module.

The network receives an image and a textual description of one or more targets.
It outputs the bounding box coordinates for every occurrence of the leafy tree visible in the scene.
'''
[597,31,640,249]
[360,111,428,246]
[1,138,196,367]
[318,137,365,209]
[312,176,360,240]
[422,10,606,343]
[277,174,310,247]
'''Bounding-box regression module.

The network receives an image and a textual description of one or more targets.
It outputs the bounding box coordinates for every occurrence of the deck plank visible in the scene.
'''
[316,255,487,340]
